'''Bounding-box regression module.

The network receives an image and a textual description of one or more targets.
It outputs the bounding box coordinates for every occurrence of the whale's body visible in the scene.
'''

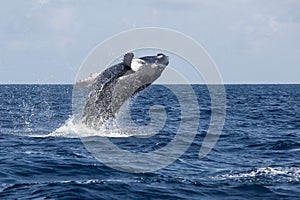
[81,53,169,129]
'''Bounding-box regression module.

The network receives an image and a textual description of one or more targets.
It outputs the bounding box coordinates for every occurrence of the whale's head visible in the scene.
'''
[130,53,169,72]
[121,53,169,87]
[124,53,169,73]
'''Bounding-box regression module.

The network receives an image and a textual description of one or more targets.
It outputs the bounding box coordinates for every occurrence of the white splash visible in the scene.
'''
[46,117,141,138]
[213,167,300,183]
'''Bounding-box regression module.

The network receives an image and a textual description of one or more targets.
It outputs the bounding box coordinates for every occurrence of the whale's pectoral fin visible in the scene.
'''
[123,53,134,67]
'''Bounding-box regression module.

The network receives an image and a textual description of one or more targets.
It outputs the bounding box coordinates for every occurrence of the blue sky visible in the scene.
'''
[0,0,299,84]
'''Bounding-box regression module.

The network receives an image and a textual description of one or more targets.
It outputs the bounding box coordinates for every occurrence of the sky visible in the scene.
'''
[0,0,299,84]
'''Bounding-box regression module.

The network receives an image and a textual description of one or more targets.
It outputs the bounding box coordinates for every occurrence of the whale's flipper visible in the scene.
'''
[91,53,134,92]
[123,52,134,67]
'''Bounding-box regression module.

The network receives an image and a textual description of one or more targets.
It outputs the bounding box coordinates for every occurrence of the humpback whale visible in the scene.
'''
[81,53,169,129]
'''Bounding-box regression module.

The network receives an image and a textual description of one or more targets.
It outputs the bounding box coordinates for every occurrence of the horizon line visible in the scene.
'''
[0,82,300,85]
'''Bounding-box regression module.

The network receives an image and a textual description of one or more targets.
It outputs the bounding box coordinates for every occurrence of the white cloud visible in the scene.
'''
[32,4,81,48]
[31,0,50,10]
[48,7,77,32]
[6,39,26,50]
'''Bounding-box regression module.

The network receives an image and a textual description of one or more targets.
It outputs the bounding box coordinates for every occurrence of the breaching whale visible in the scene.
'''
[81,53,169,129]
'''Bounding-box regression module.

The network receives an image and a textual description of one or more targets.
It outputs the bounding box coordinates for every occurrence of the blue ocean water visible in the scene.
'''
[0,84,300,199]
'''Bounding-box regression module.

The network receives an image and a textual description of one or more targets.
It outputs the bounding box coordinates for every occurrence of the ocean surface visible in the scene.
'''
[0,84,299,199]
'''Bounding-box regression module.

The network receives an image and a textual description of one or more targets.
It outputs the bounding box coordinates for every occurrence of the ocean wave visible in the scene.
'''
[213,167,300,183]
[270,140,300,150]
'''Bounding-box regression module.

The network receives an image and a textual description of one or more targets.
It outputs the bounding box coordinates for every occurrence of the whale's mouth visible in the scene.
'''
[155,55,169,67]
[157,53,169,66]
[164,56,169,65]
